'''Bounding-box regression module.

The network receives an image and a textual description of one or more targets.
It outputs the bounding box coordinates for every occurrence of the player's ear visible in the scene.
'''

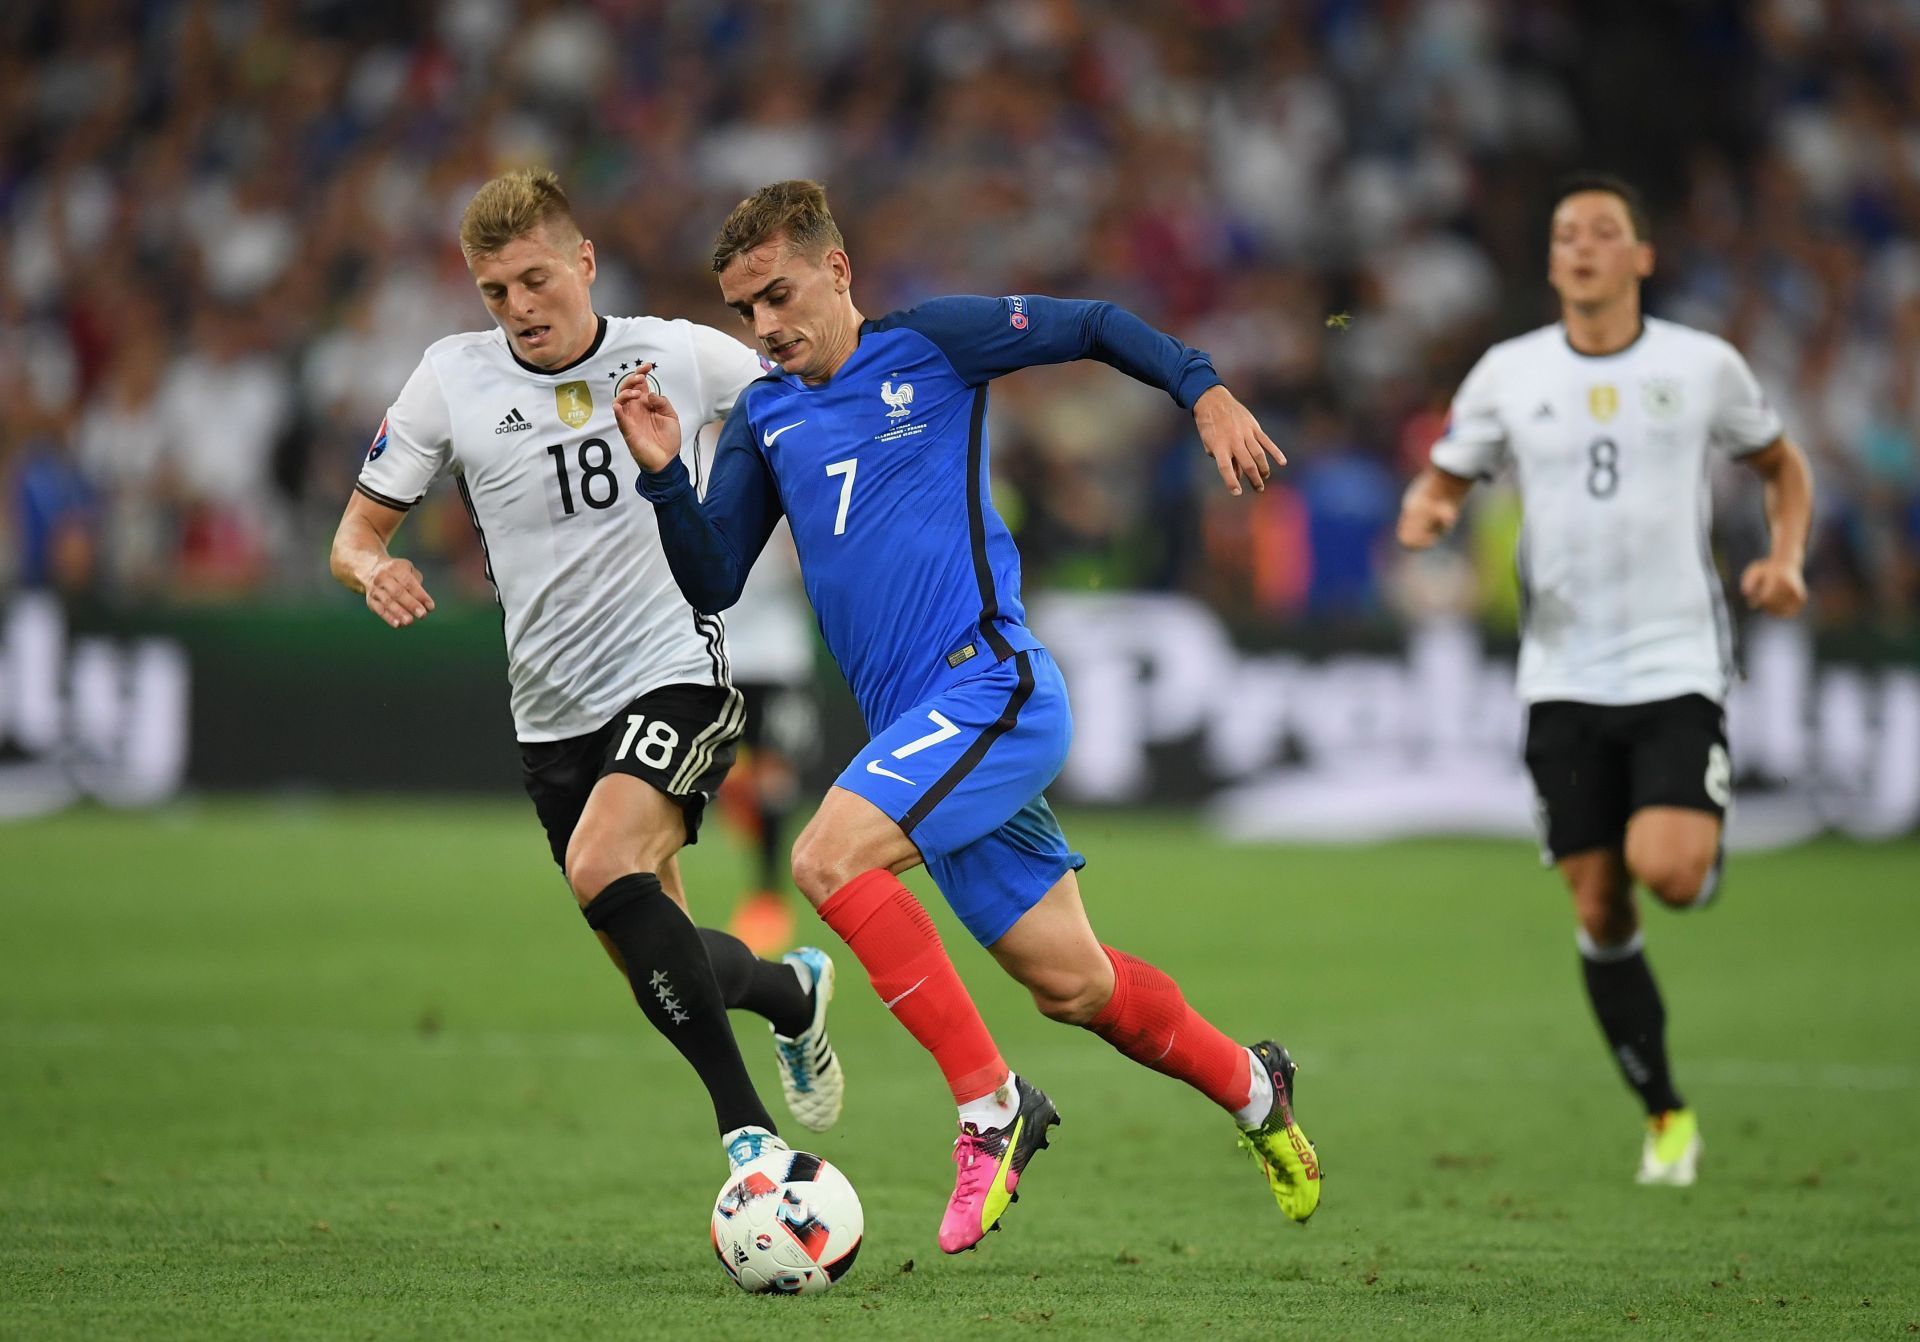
[827,247,852,295]
[1634,241,1654,280]
[577,238,597,284]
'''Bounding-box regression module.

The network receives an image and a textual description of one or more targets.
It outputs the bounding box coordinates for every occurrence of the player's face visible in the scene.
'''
[1548,192,1653,312]
[719,237,857,384]
[470,224,598,368]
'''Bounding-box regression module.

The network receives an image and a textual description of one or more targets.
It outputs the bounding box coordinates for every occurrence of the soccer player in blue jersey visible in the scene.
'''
[613,180,1320,1253]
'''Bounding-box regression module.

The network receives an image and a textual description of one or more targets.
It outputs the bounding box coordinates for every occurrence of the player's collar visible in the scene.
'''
[509,315,608,376]
[1561,318,1646,360]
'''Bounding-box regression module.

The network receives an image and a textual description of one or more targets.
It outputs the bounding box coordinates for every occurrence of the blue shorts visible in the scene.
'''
[836,648,1086,946]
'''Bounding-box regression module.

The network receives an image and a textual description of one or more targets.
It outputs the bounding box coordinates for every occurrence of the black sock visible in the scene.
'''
[1579,935,1684,1115]
[700,928,813,1037]
[583,873,775,1135]
[755,798,786,892]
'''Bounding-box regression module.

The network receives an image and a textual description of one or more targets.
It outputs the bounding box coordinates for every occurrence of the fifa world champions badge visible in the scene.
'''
[556,380,593,429]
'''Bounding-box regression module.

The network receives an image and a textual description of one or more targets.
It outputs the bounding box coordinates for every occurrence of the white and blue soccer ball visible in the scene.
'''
[710,1150,863,1295]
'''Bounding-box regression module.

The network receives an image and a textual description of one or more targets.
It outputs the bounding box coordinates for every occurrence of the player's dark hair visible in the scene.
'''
[711,179,846,273]
[1549,172,1652,243]
[459,168,581,260]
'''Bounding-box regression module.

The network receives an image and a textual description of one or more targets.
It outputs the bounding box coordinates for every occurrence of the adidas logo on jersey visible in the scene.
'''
[495,408,532,434]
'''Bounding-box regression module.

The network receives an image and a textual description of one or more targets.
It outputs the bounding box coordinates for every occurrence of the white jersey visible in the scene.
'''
[1430,317,1782,707]
[724,522,815,686]
[688,420,814,686]
[358,316,767,741]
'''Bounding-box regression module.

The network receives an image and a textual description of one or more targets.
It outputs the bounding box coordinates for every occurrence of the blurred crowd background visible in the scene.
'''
[2,0,1916,635]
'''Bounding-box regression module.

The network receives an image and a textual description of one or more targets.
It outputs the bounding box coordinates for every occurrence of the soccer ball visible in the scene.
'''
[710,1150,863,1295]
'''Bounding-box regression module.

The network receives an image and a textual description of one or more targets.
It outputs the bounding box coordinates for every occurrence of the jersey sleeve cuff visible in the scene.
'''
[1428,442,1497,481]
[1173,362,1224,410]
[354,482,421,511]
[1724,430,1783,458]
[638,456,695,501]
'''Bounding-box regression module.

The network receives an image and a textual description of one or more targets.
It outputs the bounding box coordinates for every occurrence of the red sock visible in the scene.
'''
[1088,945,1252,1113]
[817,870,1008,1104]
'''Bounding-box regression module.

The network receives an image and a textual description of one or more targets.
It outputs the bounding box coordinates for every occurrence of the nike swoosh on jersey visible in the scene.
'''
[762,420,806,447]
[865,760,914,785]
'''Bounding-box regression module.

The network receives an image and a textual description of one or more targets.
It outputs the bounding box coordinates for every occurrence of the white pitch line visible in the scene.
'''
[2,1021,1914,1092]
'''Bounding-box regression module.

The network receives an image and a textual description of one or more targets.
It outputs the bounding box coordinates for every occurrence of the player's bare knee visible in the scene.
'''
[1028,974,1107,1025]
[1003,954,1109,1025]
[1638,852,1713,908]
[788,832,852,907]
[564,847,619,906]
[566,838,671,908]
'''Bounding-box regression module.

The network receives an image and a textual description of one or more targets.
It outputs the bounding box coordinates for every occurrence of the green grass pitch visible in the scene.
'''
[3,801,1917,1340]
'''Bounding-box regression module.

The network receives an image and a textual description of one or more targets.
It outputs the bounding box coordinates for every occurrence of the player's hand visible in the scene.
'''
[1396,490,1459,549]
[1740,555,1807,617]
[363,556,435,628]
[1193,385,1286,496]
[613,363,683,474]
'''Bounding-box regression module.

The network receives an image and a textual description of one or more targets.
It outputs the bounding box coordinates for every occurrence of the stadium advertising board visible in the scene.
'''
[0,595,189,819]
[1031,593,1920,849]
[5,593,1917,844]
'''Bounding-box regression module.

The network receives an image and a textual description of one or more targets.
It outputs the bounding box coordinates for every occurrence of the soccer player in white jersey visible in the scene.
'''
[1398,173,1814,1187]
[326,169,847,1167]
[713,523,820,956]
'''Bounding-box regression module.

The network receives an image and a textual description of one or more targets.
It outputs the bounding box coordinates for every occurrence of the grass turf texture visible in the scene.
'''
[2,801,1916,1341]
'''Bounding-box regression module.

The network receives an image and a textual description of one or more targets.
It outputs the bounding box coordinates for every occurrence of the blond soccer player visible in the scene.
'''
[328,169,846,1170]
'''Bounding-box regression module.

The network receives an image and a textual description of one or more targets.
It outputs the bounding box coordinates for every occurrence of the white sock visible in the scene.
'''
[1233,1049,1274,1127]
[957,1071,1020,1130]
[722,1124,783,1160]
[787,956,816,999]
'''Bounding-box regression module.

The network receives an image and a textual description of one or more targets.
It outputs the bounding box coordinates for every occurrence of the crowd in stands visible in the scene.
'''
[3,0,1915,635]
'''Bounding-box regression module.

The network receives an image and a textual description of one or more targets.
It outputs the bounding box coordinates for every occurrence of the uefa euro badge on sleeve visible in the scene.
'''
[556,380,593,429]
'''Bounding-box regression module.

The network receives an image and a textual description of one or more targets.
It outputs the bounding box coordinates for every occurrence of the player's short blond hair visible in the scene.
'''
[458,168,581,261]
[710,179,845,273]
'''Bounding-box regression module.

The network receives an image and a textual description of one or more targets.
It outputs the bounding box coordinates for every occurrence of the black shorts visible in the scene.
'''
[1523,693,1731,863]
[519,683,744,869]
[734,679,821,762]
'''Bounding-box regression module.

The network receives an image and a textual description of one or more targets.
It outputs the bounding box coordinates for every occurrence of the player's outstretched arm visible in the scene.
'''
[329,492,436,628]
[626,389,785,615]
[1193,384,1287,496]
[1737,436,1814,617]
[1396,466,1475,549]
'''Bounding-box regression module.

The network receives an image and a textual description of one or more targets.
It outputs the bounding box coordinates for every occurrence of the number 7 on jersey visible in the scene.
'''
[826,457,858,535]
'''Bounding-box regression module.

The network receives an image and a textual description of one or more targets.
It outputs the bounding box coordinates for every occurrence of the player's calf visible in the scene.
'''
[582,873,778,1138]
[1083,946,1256,1111]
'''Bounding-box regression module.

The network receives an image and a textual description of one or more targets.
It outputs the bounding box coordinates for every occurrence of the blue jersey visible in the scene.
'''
[640,295,1221,730]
